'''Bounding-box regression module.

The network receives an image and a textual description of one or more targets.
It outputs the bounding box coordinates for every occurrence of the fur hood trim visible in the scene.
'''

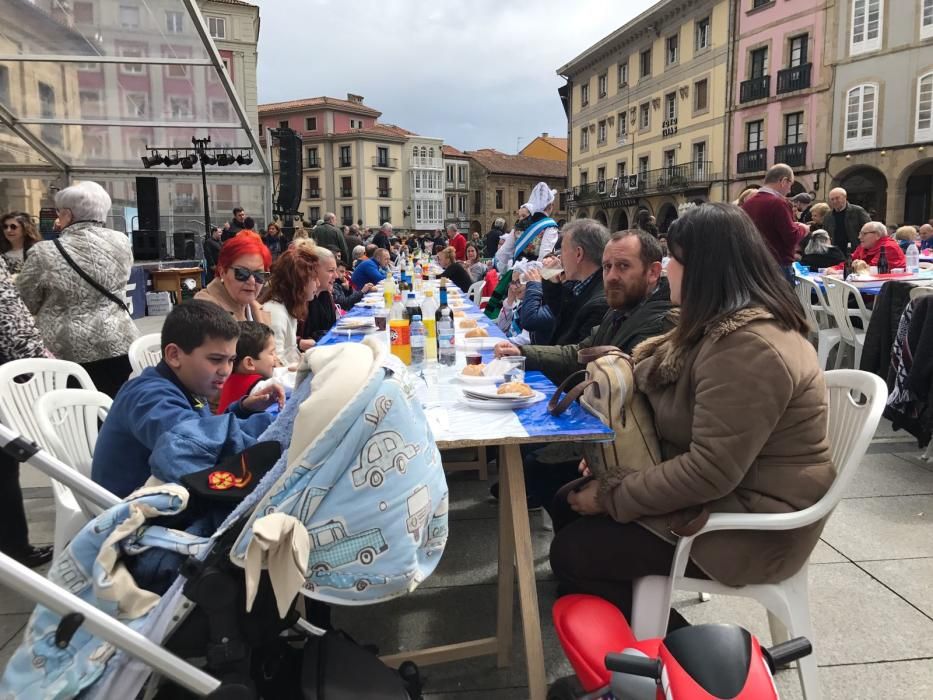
[633,307,774,387]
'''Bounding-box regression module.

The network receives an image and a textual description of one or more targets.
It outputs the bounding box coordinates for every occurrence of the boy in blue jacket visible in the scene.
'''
[92,300,285,498]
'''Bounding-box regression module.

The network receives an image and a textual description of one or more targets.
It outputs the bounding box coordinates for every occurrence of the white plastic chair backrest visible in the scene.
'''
[128,332,162,374]
[821,370,887,509]
[34,389,112,481]
[0,359,95,449]
[795,275,826,332]
[823,279,860,342]
[467,279,485,305]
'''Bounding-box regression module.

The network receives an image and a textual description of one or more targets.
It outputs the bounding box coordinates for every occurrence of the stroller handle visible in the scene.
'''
[604,652,660,680]
[765,637,812,672]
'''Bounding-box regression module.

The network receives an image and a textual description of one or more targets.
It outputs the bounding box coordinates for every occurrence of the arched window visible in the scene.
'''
[850,0,883,56]
[420,146,427,158]
[844,83,877,151]
[412,146,418,158]
[917,72,933,142]
[428,147,434,159]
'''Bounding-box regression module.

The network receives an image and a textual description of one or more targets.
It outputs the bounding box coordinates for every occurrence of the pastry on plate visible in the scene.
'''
[459,319,478,329]
[461,364,486,376]
[453,311,466,318]
[465,327,489,338]
[497,381,534,397]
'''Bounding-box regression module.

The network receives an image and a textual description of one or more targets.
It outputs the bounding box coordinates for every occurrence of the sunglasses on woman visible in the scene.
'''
[231,266,269,284]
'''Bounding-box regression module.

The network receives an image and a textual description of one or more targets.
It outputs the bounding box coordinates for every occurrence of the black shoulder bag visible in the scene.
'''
[53,238,130,315]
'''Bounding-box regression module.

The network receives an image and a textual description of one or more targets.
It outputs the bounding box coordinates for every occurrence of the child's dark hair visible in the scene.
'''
[161,300,240,353]
[235,321,274,369]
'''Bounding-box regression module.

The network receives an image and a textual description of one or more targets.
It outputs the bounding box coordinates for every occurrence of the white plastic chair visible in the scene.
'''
[823,279,872,368]
[466,279,485,305]
[0,359,96,553]
[796,275,841,369]
[34,389,113,519]
[128,332,162,375]
[629,370,886,700]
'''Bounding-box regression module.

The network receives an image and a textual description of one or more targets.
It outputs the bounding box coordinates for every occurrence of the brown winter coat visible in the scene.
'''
[195,277,271,325]
[598,307,835,586]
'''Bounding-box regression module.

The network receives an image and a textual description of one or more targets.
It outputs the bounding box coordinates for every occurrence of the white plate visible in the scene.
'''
[458,336,498,349]
[459,390,545,410]
[456,373,505,385]
[337,318,376,330]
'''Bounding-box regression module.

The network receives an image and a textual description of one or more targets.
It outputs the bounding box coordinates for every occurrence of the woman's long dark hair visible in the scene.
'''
[666,202,808,346]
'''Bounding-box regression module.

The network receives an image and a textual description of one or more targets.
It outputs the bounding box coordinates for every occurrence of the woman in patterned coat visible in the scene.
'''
[17,181,138,396]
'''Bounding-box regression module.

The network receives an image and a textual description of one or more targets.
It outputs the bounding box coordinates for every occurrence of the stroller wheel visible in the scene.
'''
[547,675,585,700]
[398,660,423,699]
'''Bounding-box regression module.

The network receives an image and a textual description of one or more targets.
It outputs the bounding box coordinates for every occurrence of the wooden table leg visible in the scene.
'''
[501,443,547,699]
[496,444,515,668]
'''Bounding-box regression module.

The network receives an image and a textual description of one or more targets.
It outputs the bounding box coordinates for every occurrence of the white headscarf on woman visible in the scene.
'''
[523,182,558,215]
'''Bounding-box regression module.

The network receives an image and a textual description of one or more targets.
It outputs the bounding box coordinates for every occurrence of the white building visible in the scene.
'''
[404,135,444,231]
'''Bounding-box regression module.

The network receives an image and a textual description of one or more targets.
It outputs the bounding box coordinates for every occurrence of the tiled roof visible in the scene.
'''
[259,96,381,117]
[466,150,567,178]
[541,136,568,151]
[373,123,417,137]
[350,124,414,139]
[442,145,467,157]
[201,0,256,6]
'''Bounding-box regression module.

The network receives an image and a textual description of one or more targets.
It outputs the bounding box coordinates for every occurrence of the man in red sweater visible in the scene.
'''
[852,221,906,269]
[446,223,467,261]
[740,164,806,283]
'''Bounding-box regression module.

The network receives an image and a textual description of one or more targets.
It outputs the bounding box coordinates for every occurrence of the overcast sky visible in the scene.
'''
[250,0,655,153]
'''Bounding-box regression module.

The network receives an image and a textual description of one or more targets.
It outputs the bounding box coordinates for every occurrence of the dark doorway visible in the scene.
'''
[613,209,629,231]
[904,160,933,226]
[837,167,887,222]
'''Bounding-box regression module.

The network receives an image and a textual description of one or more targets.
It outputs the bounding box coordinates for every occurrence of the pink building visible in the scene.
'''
[729,0,831,199]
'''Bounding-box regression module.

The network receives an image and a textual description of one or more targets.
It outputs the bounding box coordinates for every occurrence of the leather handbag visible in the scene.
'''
[548,345,662,480]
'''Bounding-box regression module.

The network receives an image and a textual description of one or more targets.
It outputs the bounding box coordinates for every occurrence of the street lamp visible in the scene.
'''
[141,137,254,238]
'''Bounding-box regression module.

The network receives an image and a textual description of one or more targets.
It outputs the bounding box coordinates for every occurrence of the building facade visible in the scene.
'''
[729,0,832,201]
[442,145,471,232]
[404,135,445,231]
[826,0,933,225]
[465,149,567,234]
[558,0,731,233]
[519,133,568,162]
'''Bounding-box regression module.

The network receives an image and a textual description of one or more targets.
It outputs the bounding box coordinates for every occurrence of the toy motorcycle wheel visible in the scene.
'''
[547,675,584,700]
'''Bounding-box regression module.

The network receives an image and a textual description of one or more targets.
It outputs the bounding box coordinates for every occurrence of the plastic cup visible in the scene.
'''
[465,353,483,366]
[503,356,526,382]
[374,310,388,331]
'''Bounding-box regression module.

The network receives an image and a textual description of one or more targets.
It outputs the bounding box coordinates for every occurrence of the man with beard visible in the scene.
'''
[490,229,673,509]
[494,229,673,385]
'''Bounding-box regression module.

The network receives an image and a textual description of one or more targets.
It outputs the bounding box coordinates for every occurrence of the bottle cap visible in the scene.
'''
[394,294,402,301]
[413,315,421,321]
[408,293,416,299]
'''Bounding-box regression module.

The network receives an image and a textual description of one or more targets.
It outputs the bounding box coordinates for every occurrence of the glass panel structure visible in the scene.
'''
[0,0,268,221]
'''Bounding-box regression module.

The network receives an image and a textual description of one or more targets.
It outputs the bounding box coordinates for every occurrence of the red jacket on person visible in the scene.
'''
[740,189,805,266]
[449,232,467,261]
[851,235,906,270]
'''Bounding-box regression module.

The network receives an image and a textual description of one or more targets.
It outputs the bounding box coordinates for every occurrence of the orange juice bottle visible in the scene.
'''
[389,318,411,365]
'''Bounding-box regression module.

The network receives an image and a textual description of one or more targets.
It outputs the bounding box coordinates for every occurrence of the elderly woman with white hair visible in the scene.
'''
[301,245,341,342]
[800,229,845,272]
[17,181,137,396]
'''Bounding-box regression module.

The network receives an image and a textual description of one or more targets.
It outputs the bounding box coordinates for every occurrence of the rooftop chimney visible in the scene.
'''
[542,132,548,137]
[347,93,364,104]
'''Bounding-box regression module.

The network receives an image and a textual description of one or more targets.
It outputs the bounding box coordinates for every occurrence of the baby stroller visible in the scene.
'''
[548,594,813,700]
[0,339,448,699]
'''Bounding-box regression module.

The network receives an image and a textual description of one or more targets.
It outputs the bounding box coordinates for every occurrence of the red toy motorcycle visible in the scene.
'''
[549,595,812,700]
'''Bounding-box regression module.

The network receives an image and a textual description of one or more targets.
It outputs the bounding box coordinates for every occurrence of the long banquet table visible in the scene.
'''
[318,284,613,699]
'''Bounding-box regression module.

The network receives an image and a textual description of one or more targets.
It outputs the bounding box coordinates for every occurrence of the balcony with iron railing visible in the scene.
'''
[739,75,771,103]
[571,161,714,202]
[306,158,321,169]
[776,63,811,94]
[339,159,352,168]
[737,149,767,174]
[305,189,321,199]
[372,156,398,169]
[774,142,807,168]
[340,188,353,198]
[378,187,392,198]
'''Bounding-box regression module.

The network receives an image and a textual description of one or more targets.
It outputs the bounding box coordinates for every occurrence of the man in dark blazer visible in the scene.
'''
[823,187,871,254]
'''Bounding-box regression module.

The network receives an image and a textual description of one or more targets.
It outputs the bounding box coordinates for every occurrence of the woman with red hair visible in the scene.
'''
[258,246,320,364]
[195,230,271,323]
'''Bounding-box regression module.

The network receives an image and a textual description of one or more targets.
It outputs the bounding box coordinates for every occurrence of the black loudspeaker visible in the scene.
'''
[136,177,160,231]
[275,129,303,214]
[173,231,198,260]
[132,230,168,261]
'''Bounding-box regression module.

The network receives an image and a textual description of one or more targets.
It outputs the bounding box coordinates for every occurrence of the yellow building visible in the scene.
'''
[519,133,568,162]
[557,0,730,232]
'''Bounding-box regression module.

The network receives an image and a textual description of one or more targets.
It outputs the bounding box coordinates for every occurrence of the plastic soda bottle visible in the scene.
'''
[390,294,406,320]
[420,290,438,360]
[383,273,394,309]
[410,315,426,369]
[907,242,920,274]
[389,317,411,365]
[437,308,456,366]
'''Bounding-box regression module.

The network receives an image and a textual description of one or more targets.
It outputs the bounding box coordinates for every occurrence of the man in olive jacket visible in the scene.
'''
[313,212,350,264]
[495,229,673,386]
[492,230,673,509]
